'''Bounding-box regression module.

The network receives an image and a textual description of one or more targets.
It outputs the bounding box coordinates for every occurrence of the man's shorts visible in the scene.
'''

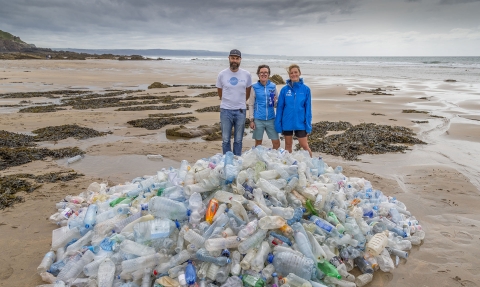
[252,119,279,140]
[282,130,308,138]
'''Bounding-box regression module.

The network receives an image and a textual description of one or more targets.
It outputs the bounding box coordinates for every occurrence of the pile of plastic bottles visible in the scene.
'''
[37,146,425,287]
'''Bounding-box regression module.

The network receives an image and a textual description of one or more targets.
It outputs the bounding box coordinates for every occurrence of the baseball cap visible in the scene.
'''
[229,49,241,57]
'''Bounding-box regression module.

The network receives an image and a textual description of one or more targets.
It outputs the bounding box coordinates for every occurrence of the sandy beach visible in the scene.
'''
[0,59,479,287]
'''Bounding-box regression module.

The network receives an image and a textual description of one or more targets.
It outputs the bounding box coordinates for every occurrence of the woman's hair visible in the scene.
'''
[287,64,301,74]
[256,64,271,75]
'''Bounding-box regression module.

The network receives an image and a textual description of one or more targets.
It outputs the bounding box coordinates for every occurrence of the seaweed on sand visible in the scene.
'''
[0,147,84,170]
[127,116,198,130]
[32,124,111,141]
[304,122,426,160]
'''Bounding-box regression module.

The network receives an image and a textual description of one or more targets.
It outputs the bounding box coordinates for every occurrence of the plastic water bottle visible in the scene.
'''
[51,227,81,251]
[148,196,188,221]
[141,267,152,287]
[147,154,163,160]
[56,250,95,283]
[97,258,115,287]
[205,236,242,251]
[133,218,173,243]
[67,155,83,164]
[185,261,197,285]
[271,252,316,280]
[83,204,98,229]
[355,273,373,287]
[310,216,336,234]
[119,239,156,256]
[184,228,206,250]
[195,248,231,266]
[280,273,312,287]
[37,251,56,273]
[238,229,268,254]
[366,231,389,256]
[250,241,271,272]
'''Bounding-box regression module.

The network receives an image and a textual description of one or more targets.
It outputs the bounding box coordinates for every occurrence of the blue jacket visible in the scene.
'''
[274,78,312,134]
[251,80,277,120]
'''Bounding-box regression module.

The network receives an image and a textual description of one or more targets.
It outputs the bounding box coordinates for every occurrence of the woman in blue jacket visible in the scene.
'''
[274,64,312,157]
[248,64,280,149]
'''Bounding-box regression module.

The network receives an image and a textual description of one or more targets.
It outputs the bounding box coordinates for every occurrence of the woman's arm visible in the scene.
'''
[248,88,256,120]
[305,87,312,134]
[274,88,285,133]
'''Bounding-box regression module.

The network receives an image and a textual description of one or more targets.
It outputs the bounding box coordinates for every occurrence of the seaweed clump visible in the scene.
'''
[194,92,218,98]
[0,130,36,147]
[0,147,84,170]
[148,112,193,118]
[0,171,83,209]
[19,105,66,113]
[305,122,426,160]
[402,110,428,114]
[127,116,198,130]
[196,105,220,113]
[116,104,192,111]
[32,124,111,141]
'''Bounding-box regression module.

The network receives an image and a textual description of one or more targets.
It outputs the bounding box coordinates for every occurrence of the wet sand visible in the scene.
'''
[0,60,479,287]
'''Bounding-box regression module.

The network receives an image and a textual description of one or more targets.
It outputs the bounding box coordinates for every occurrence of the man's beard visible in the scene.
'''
[229,61,240,69]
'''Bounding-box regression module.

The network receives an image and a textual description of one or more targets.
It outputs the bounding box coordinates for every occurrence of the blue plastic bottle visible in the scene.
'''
[185,260,197,285]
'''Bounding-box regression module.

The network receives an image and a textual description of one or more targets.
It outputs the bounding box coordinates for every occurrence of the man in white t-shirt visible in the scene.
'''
[216,49,252,155]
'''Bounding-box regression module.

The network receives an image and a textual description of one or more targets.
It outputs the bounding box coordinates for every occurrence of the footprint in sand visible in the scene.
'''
[0,260,13,280]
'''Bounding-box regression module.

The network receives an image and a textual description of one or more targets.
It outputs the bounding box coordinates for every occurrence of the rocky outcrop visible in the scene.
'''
[166,123,221,138]
[148,82,171,89]
[269,74,286,85]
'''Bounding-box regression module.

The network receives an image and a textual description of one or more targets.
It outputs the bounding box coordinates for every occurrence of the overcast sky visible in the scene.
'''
[1,0,479,56]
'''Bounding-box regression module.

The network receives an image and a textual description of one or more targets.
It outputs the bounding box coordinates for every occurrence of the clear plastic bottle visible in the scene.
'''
[205,236,242,251]
[65,230,93,256]
[122,253,163,274]
[195,248,231,266]
[133,218,173,243]
[184,228,206,249]
[119,239,156,256]
[83,256,107,277]
[57,250,95,283]
[355,273,373,287]
[257,178,287,205]
[230,251,242,276]
[281,273,312,287]
[270,206,295,220]
[238,219,258,238]
[37,251,56,274]
[250,241,271,272]
[148,197,188,221]
[240,248,257,270]
[271,252,316,280]
[83,204,98,229]
[67,155,83,164]
[189,192,205,226]
[141,267,153,287]
[247,201,267,219]
[112,211,143,233]
[293,231,316,262]
[97,258,115,287]
[238,229,267,254]
[51,227,81,251]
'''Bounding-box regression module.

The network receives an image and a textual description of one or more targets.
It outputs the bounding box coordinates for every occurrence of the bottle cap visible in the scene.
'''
[267,253,274,263]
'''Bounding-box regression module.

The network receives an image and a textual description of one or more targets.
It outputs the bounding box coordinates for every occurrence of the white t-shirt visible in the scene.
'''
[216,68,252,110]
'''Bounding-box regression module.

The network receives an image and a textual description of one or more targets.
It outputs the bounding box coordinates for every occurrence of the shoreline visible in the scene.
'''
[0,60,479,287]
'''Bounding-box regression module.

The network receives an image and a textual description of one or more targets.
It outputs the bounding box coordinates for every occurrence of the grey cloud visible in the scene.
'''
[0,0,359,37]
[439,0,480,4]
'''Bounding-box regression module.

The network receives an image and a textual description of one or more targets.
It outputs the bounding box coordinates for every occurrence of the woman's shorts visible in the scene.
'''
[282,130,308,138]
[252,119,279,140]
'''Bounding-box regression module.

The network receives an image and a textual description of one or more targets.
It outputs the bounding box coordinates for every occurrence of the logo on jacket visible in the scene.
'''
[229,77,238,86]
[286,90,292,97]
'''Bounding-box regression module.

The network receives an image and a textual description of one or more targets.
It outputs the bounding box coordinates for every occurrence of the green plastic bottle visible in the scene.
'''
[242,275,266,287]
[305,199,319,216]
[109,197,126,207]
[327,212,345,234]
[317,260,342,279]
[156,188,165,196]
